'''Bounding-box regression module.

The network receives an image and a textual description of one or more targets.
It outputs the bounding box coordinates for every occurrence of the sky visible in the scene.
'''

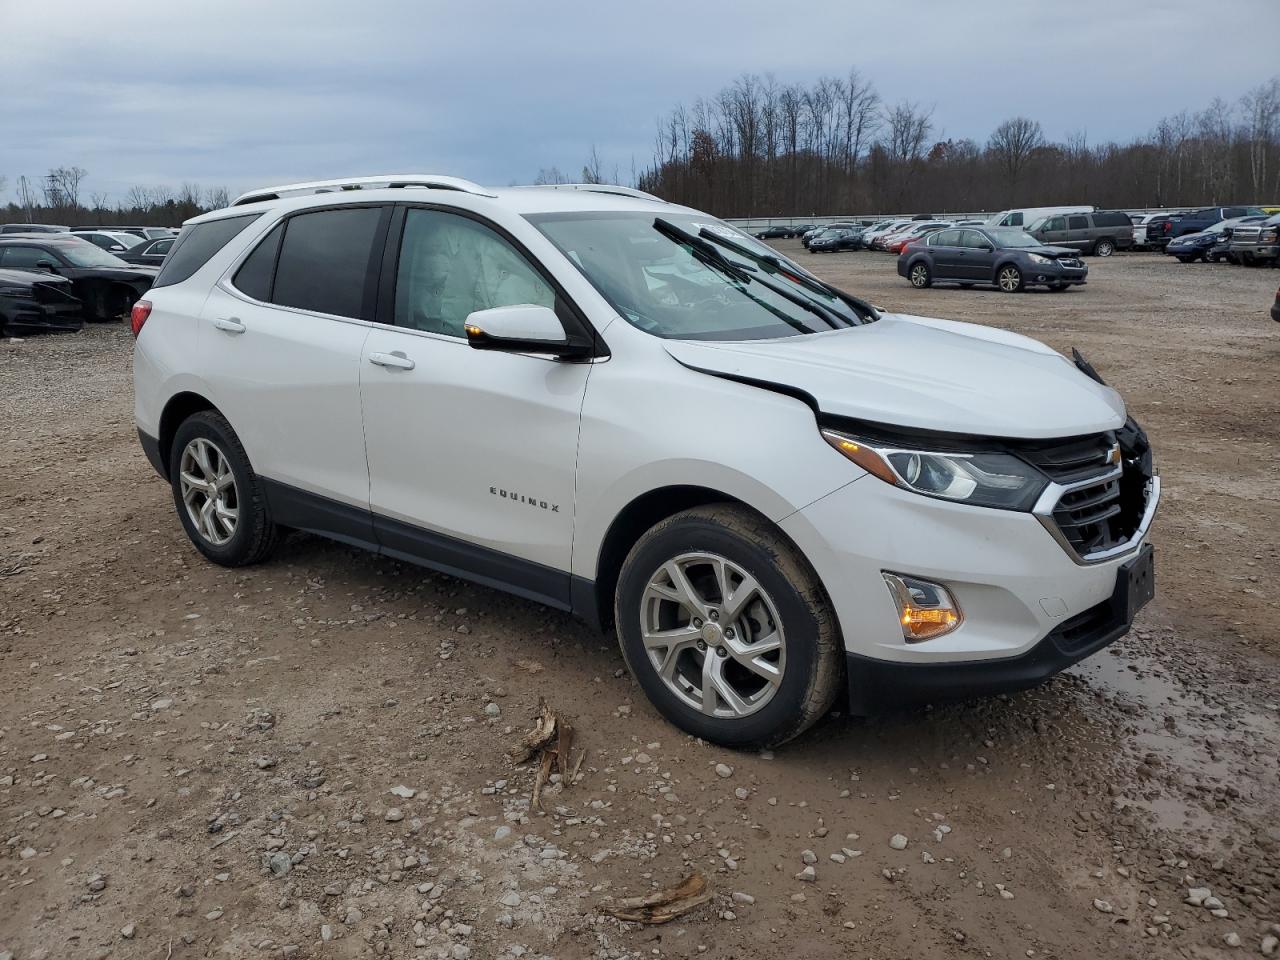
[2,0,1279,205]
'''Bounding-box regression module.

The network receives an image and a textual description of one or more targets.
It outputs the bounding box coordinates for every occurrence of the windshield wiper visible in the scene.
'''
[696,228,879,323]
[653,218,843,330]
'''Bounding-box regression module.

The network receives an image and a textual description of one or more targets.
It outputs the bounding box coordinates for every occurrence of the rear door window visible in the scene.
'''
[153,213,262,288]
[959,230,992,248]
[270,207,386,319]
[1068,215,1089,230]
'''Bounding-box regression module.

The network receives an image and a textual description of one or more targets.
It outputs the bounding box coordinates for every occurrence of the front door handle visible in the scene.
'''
[369,351,415,371]
[212,316,246,334]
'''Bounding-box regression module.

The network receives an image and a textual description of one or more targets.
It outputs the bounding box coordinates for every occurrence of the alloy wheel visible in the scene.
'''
[998,267,1022,292]
[178,437,239,546]
[910,265,929,287]
[640,552,785,719]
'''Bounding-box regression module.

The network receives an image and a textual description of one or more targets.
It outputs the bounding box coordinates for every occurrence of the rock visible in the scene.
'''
[1093,899,1113,914]
[265,852,292,877]
[390,785,417,799]
[499,892,521,908]
[19,847,36,860]
[830,853,846,864]
[384,808,404,822]
[205,908,224,921]
[151,698,173,711]
[321,925,334,942]
[121,924,136,939]
[484,703,501,718]
[734,787,749,800]
[451,946,471,960]
[795,866,816,882]
[731,892,755,905]
[889,834,908,850]
[255,757,276,770]
[1260,934,1278,955]
[715,763,733,779]
[1186,887,1212,906]
[1223,932,1240,948]
[801,850,817,865]
[493,825,512,842]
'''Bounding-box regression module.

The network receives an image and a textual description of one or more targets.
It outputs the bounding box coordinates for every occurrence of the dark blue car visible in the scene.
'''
[897,226,1088,292]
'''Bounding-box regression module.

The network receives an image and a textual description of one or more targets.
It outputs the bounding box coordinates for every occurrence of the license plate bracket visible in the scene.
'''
[1120,544,1155,622]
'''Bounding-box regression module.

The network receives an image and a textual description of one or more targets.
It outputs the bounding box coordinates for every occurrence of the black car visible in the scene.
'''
[755,225,797,240]
[803,222,857,248]
[0,237,158,321]
[1272,285,1280,324]
[897,226,1087,292]
[0,268,83,336]
[118,236,176,267]
[1167,216,1268,263]
[808,227,862,252]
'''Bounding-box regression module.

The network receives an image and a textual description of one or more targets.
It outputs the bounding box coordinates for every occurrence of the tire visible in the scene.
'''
[908,262,931,288]
[1094,238,1115,257]
[997,264,1024,293]
[169,411,281,567]
[614,504,842,749]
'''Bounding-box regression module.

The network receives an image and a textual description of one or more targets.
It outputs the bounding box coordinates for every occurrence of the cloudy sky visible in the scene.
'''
[2,0,1278,204]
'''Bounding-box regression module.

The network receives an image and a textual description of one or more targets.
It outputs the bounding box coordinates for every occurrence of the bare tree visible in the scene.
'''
[1241,78,1280,197]
[46,166,88,208]
[580,145,604,184]
[987,117,1045,192]
[533,167,570,185]
[205,186,230,209]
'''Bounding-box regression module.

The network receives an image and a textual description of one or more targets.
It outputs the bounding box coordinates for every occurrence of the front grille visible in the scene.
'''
[1233,226,1261,242]
[1020,421,1153,559]
[1057,257,1084,268]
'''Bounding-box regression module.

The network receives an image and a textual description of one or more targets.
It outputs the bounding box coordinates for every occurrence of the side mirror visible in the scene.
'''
[35,259,58,272]
[464,304,588,359]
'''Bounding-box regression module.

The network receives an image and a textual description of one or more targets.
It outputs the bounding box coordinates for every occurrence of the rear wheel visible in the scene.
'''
[615,505,842,749]
[908,262,932,288]
[169,411,281,567]
[1094,238,1115,257]
[997,264,1024,292]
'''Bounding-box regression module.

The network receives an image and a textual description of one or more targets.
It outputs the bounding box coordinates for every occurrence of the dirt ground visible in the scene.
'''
[2,250,1278,960]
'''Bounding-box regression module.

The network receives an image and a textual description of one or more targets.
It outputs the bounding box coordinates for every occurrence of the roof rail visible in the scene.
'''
[231,174,497,207]
[526,183,667,203]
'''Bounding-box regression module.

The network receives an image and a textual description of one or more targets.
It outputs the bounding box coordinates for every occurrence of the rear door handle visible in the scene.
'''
[212,316,246,334]
[368,351,415,371]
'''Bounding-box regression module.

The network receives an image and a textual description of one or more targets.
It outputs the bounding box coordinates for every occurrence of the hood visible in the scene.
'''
[663,313,1127,440]
[1169,230,1214,244]
[1025,244,1080,257]
[95,264,159,278]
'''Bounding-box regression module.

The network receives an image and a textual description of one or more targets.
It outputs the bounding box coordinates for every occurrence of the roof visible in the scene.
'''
[195,174,677,226]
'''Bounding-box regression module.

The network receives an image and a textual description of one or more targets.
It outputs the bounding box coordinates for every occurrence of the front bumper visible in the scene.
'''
[779,466,1158,711]
[1230,241,1280,259]
[845,545,1150,713]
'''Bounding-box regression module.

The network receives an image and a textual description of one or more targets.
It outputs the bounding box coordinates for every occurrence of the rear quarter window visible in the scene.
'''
[153,213,262,288]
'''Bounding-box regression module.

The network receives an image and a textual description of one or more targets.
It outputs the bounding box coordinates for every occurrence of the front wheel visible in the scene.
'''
[1094,239,1115,257]
[908,262,932,288]
[169,411,281,567]
[997,264,1024,292]
[614,505,842,749]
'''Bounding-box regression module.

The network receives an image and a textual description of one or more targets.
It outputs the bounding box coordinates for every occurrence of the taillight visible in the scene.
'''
[130,300,152,337]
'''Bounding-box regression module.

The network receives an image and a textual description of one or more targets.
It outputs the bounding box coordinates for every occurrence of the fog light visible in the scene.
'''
[882,573,962,642]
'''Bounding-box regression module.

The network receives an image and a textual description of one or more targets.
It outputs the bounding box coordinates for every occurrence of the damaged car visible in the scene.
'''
[0,267,83,336]
[0,236,157,322]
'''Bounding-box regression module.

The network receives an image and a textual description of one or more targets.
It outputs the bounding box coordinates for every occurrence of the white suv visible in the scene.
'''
[132,175,1160,748]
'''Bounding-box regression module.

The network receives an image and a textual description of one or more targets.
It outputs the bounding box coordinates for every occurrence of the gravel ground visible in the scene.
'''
[1,251,1278,960]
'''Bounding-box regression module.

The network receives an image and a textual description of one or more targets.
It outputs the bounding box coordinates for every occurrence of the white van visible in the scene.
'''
[986,206,1095,228]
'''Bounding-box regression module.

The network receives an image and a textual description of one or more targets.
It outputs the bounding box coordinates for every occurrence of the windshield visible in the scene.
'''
[988,229,1045,248]
[57,242,130,267]
[530,211,871,340]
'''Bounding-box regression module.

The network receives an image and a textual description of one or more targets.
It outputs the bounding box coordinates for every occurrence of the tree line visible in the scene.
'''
[0,168,230,227]
[633,71,1280,217]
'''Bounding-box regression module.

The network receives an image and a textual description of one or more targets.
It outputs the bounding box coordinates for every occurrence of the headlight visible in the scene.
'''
[1028,253,1053,265]
[820,429,1048,510]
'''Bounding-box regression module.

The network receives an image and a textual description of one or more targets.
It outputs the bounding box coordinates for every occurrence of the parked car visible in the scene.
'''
[898,225,1088,292]
[1227,213,1280,265]
[71,230,148,253]
[1129,213,1160,248]
[1162,206,1267,241]
[1,223,69,235]
[131,173,1157,747]
[1026,211,1134,257]
[1144,215,1177,249]
[80,225,176,241]
[803,222,857,249]
[0,267,83,335]
[885,221,950,254]
[1167,216,1269,263]
[0,237,157,321]
[985,206,1094,229]
[1272,285,1280,322]
[118,236,177,267]
[861,219,914,250]
[756,225,796,240]
[807,227,862,252]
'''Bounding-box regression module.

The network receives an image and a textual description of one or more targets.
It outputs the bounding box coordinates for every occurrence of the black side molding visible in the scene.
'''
[138,429,167,479]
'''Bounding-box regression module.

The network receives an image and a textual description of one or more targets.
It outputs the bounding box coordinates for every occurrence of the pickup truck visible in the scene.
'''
[1227,213,1280,265]
[1166,206,1266,241]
